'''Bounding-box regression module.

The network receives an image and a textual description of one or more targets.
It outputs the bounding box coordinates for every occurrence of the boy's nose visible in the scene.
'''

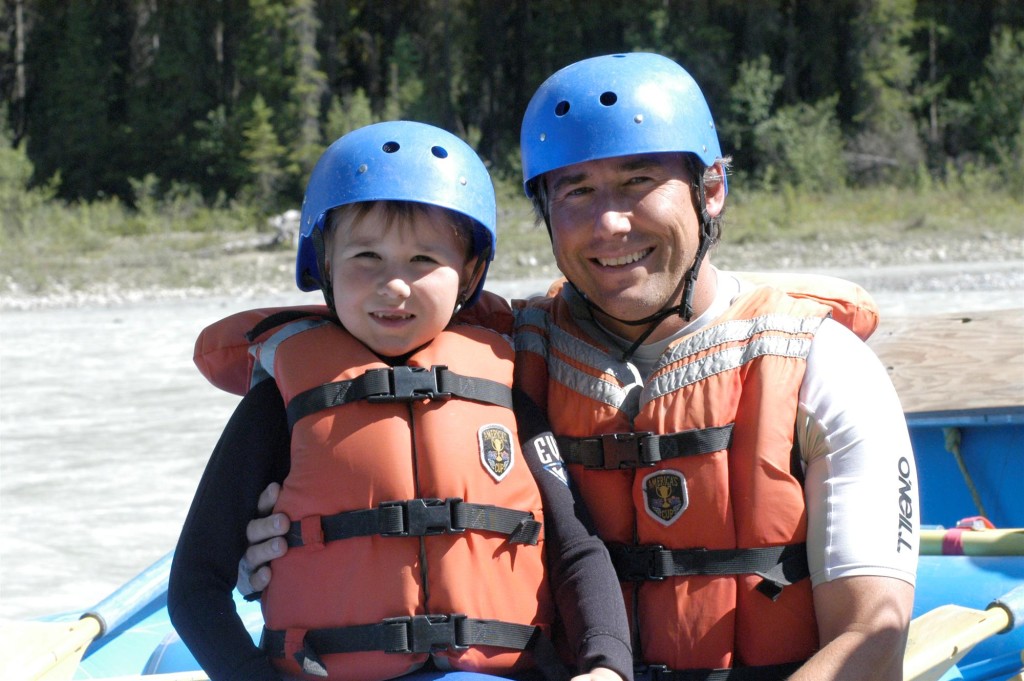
[379,275,411,299]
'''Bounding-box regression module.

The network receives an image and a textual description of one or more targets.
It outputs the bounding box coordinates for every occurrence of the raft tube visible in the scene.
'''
[920,527,1024,556]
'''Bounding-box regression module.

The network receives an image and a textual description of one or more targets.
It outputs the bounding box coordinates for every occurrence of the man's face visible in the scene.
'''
[544,152,706,340]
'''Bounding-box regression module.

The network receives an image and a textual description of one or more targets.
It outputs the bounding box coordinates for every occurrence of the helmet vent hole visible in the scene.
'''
[599,92,617,107]
[554,101,570,117]
[431,146,449,159]
[382,141,400,153]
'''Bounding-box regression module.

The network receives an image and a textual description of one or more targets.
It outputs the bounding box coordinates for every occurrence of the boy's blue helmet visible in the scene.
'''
[297,121,497,306]
[521,52,726,196]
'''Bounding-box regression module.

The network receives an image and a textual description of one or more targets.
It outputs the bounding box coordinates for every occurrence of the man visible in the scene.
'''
[242,53,918,680]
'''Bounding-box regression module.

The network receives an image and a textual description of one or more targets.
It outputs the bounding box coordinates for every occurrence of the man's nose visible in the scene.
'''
[594,197,632,237]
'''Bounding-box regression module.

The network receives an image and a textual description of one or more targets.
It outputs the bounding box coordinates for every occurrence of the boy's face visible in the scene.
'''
[325,204,476,357]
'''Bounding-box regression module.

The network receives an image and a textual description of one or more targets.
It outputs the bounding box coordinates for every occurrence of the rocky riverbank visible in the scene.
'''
[2,230,1021,311]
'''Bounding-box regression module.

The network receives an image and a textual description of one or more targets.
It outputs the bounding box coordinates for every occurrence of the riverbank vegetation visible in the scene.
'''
[2,2,1021,298]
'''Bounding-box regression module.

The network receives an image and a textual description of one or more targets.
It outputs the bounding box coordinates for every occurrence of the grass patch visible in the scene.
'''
[2,178,1020,301]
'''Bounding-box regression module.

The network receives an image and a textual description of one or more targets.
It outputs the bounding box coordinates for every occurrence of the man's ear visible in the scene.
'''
[705,161,727,218]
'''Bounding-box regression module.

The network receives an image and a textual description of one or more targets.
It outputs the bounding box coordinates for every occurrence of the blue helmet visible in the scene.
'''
[297,121,496,305]
[521,52,726,196]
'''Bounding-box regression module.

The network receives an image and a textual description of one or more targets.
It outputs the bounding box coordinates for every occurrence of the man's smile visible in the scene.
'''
[594,247,653,268]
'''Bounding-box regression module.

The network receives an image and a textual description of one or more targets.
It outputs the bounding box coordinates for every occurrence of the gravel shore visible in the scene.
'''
[2,231,1021,312]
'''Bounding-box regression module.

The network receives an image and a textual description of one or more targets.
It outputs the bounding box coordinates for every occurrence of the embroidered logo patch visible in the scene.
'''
[479,424,515,482]
[642,470,688,526]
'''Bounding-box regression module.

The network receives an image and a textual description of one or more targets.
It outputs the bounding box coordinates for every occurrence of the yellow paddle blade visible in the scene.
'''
[0,615,101,680]
[903,596,1016,681]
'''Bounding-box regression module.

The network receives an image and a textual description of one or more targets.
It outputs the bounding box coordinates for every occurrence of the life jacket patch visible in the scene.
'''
[642,470,688,526]
[479,424,515,482]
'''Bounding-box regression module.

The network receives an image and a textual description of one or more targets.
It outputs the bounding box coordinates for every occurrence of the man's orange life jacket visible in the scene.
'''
[514,277,878,674]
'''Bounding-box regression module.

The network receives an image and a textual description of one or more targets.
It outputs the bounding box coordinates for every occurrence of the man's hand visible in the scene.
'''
[237,482,289,596]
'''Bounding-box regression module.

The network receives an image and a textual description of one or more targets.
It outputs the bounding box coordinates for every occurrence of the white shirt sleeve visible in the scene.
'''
[799,318,919,587]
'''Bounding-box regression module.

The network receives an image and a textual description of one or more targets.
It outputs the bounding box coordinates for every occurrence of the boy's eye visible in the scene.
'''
[412,254,438,264]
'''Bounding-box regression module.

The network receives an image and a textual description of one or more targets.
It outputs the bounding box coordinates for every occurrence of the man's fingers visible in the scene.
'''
[248,566,272,594]
[256,481,281,516]
[237,560,273,597]
[236,537,286,595]
[246,535,286,568]
[246,512,288,544]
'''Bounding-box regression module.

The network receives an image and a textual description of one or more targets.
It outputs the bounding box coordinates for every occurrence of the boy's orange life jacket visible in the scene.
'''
[194,293,553,681]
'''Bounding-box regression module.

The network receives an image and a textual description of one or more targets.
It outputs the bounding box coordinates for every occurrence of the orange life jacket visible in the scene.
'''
[194,296,553,681]
[514,280,877,674]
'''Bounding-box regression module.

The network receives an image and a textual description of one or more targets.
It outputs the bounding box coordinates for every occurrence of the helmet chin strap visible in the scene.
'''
[310,228,339,315]
[451,248,491,318]
[557,177,715,362]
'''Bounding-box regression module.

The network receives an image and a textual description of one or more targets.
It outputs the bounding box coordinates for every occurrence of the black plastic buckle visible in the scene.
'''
[381,498,464,537]
[383,614,469,653]
[595,431,654,469]
[612,544,671,581]
[368,366,452,403]
[637,664,671,681]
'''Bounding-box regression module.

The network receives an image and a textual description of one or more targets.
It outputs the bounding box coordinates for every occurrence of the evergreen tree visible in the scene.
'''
[323,89,377,143]
[288,0,326,179]
[241,93,287,212]
[848,0,924,184]
[124,2,221,198]
[24,0,132,200]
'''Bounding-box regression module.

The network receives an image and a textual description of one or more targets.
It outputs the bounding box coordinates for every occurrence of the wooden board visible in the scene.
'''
[866,308,1024,414]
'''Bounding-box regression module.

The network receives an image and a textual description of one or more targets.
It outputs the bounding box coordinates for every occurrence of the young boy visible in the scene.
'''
[168,122,631,681]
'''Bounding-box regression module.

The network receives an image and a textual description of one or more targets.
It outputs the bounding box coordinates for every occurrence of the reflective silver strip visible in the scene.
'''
[646,334,814,403]
[549,354,633,409]
[250,318,331,388]
[516,306,823,410]
[658,314,823,370]
[516,309,633,409]
[514,305,549,331]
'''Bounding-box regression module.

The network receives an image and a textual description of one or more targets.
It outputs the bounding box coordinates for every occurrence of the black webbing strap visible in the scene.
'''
[262,614,544,677]
[286,365,514,429]
[609,543,809,599]
[286,497,541,547]
[636,661,804,681]
[556,424,733,469]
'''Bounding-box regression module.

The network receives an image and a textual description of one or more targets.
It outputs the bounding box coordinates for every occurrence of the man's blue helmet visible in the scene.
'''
[297,121,496,305]
[521,52,726,196]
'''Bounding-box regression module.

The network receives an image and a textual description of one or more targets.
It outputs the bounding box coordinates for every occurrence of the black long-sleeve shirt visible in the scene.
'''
[168,378,632,681]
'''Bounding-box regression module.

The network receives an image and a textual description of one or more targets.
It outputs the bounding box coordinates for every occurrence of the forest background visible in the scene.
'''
[1,0,1022,300]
